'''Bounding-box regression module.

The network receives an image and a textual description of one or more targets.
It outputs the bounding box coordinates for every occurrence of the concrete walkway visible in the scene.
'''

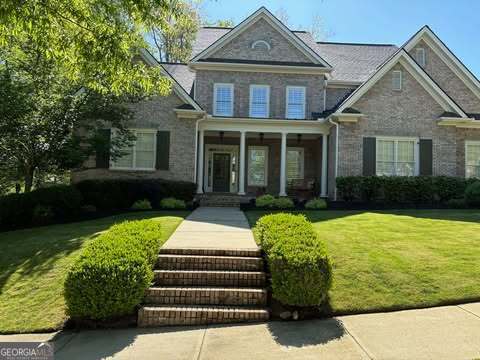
[5,302,480,359]
[162,207,258,250]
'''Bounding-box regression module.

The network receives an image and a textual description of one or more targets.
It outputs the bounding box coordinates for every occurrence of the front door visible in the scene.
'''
[213,153,231,192]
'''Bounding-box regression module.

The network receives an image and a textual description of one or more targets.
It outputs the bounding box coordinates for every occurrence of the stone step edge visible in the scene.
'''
[146,286,267,292]
[159,248,262,257]
[154,270,266,275]
[157,254,263,261]
[138,305,269,326]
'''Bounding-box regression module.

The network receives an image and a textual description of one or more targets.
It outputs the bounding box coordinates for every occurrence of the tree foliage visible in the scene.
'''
[0,48,136,192]
[0,0,174,95]
[150,1,201,62]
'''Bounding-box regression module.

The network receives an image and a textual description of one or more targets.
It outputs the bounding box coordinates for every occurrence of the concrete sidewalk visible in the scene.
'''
[5,302,480,360]
[162,207,258,250]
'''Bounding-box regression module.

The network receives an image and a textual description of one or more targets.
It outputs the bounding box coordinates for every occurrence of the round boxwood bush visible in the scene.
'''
[160,197,186,209]
[255,194,275,208]
[305,198,327,210]
[254,214,333,306]
[131,199,152,210]
[465,181,480,207]
[272,197,294,209]
[64,220,162,320]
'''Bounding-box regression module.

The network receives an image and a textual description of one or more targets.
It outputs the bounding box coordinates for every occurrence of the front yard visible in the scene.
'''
[246,210,480,314]
[0,211,188,334]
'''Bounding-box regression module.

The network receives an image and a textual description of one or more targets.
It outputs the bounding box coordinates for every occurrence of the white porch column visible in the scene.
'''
[196,129,204,194]
[321,133,328,197]
[238,131,246,195]
[279,132,288,197]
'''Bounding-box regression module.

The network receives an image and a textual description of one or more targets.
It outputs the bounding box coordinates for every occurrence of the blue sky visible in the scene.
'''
[201,0,480,77]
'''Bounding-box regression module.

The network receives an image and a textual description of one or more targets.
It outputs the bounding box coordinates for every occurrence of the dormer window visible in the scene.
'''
[416,48,426,67]
[251,40,271,51]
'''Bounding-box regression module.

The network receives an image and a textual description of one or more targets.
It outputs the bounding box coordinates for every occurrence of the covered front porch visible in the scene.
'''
[196,117,329,199]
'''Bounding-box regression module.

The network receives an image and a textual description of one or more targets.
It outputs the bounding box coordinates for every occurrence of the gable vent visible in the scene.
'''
[251,40,271,51]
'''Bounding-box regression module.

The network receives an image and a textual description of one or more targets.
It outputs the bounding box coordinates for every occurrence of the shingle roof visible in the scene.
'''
[190,27,398,83]
[162,63,195,96]
[314,41,398,82]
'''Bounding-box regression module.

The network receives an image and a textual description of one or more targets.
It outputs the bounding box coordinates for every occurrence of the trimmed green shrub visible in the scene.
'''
[446,198,467,209]
[305,198,327,210]
[465,181,480,207]
[0,185,83,231]
[131,199,152,210]
[255,194,275,208]
[272,197,294,209]
[160,197,186,209]
[75,179,195,211]
[336,176,470,204]
[254,214,333,306]
[64,220,162,320]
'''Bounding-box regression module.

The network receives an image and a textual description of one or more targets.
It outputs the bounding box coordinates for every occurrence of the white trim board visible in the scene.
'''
[403,26,480,101]
[334,49,468,117]
[190,7,332,69]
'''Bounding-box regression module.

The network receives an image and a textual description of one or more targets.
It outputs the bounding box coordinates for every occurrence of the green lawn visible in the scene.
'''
[246,209,480,314]
[0,211,188,334]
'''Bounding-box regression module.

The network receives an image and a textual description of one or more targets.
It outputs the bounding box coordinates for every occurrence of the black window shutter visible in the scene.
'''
[419,139,433,176]
[156,131,170,170]
[363,137,377,176]
[95,129,111,168]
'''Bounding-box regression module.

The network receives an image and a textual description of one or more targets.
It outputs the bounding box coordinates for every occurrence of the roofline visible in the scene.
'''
[317,41,397,47]
[199,26,307,33]
[335,49,468,117]
[403,25,480,100]
[158,61,188,65]
[139,49,202,111]
[191,7,332,69]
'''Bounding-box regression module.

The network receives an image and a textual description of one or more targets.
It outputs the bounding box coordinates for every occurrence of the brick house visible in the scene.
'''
[72,7,480,200]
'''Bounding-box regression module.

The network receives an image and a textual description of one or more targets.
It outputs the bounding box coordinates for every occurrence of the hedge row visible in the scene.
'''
[254,213,332,306]
[336,176,477,203]
[0,185,83,230]
[0,179,195,231]
[75,179,195,211]
[64,220,162,320]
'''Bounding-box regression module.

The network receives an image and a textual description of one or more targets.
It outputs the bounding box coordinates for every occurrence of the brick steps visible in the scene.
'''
[138,305,269,326]
[154,270,266,287]
[144,286,267,306]
[157,254,264,271]
[159,247,261,257]
[138,247,269,327]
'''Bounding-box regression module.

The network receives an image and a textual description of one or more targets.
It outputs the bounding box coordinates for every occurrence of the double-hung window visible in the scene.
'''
[249,85,270,118]
[248,146,268,186]
[376,137,417,176]
[287,147,304,180]
[111,129,156,170]
[213,83,234,116]
[286,86,306,119]
[466,141,480,178]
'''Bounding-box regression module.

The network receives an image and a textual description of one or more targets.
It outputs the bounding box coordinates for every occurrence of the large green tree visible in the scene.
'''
[150,1,201,62]
[0,0,179,95]
[0,47,136,192]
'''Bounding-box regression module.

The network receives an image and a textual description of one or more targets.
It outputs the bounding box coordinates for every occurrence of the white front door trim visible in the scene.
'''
[204,144,239,193]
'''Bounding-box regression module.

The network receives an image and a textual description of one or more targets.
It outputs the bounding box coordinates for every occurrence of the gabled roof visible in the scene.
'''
[314,42,398,82]
[403,26,480,100]
[139,49,202,111]
[335,49,468,118]
[161,63,195,96]
[191,7,332,69]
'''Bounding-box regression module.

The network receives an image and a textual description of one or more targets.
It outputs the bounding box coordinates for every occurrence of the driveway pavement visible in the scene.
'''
[3,302,480,360]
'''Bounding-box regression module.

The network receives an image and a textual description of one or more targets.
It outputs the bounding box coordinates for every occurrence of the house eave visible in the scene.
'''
[189,61,331,75]
[438,117,480,128]
[174,109,206,119]
[331,112,365,123]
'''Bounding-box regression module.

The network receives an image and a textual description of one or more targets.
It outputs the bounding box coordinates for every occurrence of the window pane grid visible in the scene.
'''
[248,147,267,186]
[287,149,304,180]
[250,86,269,118]
[112,130,155,170]
[286,87,305,119]
[376,139,415,176]
[215,85,233,116]
[466,144,480,178]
